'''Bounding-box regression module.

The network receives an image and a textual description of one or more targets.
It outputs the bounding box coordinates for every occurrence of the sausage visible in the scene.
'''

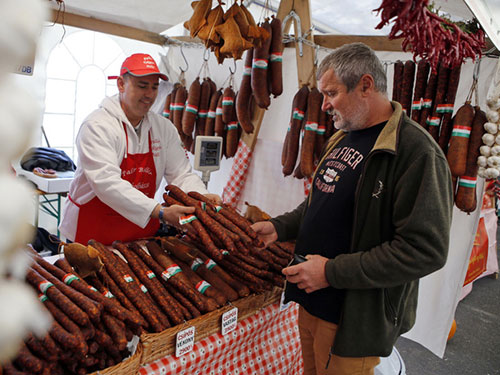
[173,85,187,136]
[226,98,239,158]
[25,268,90,327]
[455,107,488,212]
[419,68,439,128]
[446,103,475,176]
[315,101,327,160]
[392,60,404,103]
[31,262,102,323]
[114,241,184,325]
[236,48,255,133]
[428,64,450,142]
[205,89,222,136]
[214,93,225,136]
[251,20,272,109]
[267,243,292,260]
[222,86,236,124]
[283,85,309,176]
[25,333,56,362]
[282,126,290,167]
[41,299,88,356]
[301,87,322,177]
[48,321,86,357]
[438,65,462,153]
[163,92,172,119]
[269,16,284,98]
[101,313,127,351]
[400,60,416,116]
[13,344,44,374]
[182,78,201,136]
[411,60,430,123]
[195,78,212,137]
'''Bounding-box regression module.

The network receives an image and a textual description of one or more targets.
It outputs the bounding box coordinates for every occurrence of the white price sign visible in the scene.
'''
[221,307,238,335]
[175,326,195,357]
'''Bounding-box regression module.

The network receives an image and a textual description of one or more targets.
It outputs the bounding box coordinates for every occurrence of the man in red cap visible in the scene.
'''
[60,53,220,245]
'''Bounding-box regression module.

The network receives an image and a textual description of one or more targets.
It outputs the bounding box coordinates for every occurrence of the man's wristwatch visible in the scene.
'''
[158,208,166,224]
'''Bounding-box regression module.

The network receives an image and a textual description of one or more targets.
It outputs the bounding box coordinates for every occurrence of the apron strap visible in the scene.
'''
[67,194,81,208]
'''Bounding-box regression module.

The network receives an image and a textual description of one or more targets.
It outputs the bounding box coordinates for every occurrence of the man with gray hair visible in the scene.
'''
[252,43,453,374]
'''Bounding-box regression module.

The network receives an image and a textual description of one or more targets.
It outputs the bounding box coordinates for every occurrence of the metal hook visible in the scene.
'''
[229,59,236,75]
[203,48,210,62]
[282,10,303,57]
[179,44,189,73]
[473,56,482,82]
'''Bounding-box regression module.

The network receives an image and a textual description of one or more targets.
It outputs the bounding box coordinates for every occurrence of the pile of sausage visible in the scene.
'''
[281,85,335,178]
[5,196,293,374]
[374,0,485,73]
[184,0,270,63]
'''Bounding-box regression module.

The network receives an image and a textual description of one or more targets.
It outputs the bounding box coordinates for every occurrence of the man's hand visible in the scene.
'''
[250,221,278,247]
[282,254,330,293]
[162,205,195,226]
[204,193,222,205]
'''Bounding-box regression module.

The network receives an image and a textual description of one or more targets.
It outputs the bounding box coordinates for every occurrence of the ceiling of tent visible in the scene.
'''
[50,0,499,50]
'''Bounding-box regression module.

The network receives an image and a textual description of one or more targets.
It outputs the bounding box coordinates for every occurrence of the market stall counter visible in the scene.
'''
[139,290,303,375]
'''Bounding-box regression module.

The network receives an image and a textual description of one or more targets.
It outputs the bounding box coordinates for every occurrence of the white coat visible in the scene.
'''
[59,94,208,241]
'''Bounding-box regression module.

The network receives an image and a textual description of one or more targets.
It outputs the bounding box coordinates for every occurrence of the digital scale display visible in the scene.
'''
[199,141,221,166]
[194,136,223,187]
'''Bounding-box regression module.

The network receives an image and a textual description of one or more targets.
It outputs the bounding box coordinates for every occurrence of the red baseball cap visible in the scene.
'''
[109,53,168,80]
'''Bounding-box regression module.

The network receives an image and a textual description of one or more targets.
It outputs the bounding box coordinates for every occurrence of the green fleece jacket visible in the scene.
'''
[271,102,453,357]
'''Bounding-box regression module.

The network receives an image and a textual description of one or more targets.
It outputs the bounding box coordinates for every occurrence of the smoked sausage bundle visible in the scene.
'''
[182,78,201,136]
[283,85,309,176]
[427,64,450,142]
[455,107,487,212]
[411,60,430,123]
[399,60,416,116]
[446,103,475,176]
[300,87,322,177]
[438,65,462,153]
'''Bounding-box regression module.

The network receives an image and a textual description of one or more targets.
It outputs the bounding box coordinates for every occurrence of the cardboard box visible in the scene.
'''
[17,169,74,193]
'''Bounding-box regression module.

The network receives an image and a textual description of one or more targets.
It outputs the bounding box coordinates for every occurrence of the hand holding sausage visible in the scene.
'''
[153,204,195,226]
[282,254,329,293]
[250,221,277,247]
[204,193,222,205]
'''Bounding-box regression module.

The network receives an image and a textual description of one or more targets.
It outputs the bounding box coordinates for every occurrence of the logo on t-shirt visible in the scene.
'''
[323,167,338,183]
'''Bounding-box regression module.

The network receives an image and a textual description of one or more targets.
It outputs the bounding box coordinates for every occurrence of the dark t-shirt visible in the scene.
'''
[285,122,386,323]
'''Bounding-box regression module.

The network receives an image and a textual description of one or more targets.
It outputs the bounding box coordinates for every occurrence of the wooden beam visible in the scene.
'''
[290,0,316,88]
[49,9,167,46]
[312,35,403,52]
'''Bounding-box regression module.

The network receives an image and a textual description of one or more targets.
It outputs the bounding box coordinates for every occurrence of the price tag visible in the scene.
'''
[279,291,291,312]
[175,326,195,357]
[221,307,238,335]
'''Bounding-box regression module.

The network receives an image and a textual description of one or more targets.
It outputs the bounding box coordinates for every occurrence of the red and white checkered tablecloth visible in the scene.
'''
[222,140,254,208]
[139,302,303,375]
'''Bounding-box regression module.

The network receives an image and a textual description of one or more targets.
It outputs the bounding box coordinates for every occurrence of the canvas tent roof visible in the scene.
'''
[49,0,500,51]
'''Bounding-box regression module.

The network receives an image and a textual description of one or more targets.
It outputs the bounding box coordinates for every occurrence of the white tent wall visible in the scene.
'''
[163,43,498,358]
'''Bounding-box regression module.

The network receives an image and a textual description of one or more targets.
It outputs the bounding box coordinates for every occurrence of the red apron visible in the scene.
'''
[70,122,160,245]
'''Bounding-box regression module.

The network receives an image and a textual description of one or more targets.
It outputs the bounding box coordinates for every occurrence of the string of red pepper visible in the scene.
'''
[374,0,485,72]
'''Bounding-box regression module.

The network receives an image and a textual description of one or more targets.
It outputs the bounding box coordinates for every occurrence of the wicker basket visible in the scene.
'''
[140,288,281,366]
[89,341,143,375]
